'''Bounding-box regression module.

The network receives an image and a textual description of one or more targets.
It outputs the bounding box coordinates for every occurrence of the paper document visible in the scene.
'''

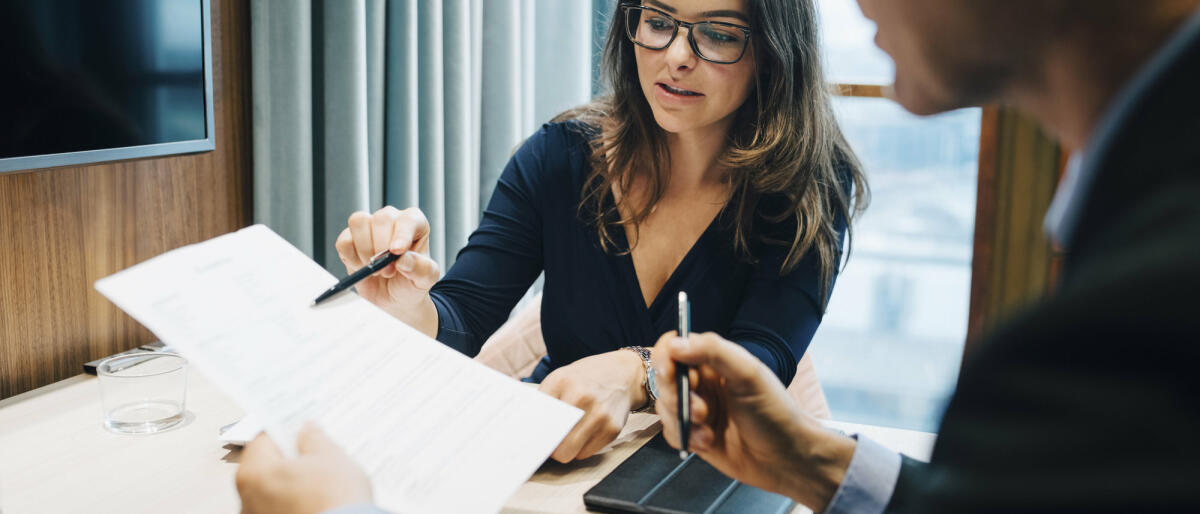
[219,415,262,446]
[95,225,583,514]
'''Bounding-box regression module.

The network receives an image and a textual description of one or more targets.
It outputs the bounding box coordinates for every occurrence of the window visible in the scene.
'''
[812,0,981,432]
[820,0,892,84]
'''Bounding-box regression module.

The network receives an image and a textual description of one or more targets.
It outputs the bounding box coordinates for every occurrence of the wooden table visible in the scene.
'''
[0,372,935,513]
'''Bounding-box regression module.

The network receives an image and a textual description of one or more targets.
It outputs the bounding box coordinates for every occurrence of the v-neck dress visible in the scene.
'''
[429,121,846,385]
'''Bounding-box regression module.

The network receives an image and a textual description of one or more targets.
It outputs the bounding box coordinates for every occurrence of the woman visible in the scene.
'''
[336,0,867,463]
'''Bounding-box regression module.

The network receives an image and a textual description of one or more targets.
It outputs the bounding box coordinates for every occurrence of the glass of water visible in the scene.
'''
[97,353,188,434]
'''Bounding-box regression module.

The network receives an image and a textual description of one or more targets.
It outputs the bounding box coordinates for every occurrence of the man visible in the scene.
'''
[652,0,1200,512]
[236,0,1200,512]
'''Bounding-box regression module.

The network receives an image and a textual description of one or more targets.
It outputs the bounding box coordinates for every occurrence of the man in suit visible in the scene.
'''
[234,0,1200,512]
[651,0,1200,512]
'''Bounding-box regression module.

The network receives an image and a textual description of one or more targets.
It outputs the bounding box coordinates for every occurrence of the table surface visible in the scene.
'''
[0,371,936,514]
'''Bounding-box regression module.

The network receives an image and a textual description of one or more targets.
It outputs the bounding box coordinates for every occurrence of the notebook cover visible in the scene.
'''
[583,434,795,514]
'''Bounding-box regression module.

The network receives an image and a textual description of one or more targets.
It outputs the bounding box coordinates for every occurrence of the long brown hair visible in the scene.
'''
[565,0,869,304]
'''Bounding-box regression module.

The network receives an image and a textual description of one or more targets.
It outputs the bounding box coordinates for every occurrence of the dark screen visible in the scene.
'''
[0,0,206,159]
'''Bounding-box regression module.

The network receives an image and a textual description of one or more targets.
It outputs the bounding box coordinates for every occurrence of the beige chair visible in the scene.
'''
[473,293,833,419]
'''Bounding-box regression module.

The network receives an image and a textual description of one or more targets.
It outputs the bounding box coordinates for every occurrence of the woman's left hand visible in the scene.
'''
[539,350,648,463]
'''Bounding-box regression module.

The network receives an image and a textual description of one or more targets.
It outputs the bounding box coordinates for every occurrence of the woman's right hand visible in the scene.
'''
[334,206,441,336]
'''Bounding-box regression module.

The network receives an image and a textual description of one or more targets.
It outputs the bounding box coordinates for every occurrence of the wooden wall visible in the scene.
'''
[965,107,1063,354]
[0,0,252,399]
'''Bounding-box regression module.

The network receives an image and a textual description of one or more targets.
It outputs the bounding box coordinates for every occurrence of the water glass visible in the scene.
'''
[97,352,188,434]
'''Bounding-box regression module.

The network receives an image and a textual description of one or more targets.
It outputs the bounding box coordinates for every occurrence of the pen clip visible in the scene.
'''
[368,249,393,267]
[678,291,689,338]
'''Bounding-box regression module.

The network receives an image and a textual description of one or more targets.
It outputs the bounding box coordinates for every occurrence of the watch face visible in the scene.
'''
[647,364,659,400]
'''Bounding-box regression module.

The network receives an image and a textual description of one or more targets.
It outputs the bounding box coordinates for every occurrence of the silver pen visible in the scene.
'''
[677,291,691,460]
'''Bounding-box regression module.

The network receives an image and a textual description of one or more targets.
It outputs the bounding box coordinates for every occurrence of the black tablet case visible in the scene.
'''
[583,434,795,514]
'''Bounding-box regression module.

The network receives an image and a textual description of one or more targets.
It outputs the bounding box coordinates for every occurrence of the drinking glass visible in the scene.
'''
[97,353,188,434]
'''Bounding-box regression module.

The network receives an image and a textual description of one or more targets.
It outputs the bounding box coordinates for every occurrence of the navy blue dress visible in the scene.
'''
[429,121,845,385]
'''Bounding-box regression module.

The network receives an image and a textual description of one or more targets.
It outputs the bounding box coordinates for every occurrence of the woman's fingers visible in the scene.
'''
[347,211,375,265]
[576,427,619,458]
[389,207,431,253]
[577,416,623,460]
[394,252,441,291]
[371,207,403,278]
[334,228,360,271]
[342,206,436,283]
[538,377,584,463]
[550,415,595,463]
[371,207,402,253]
[553,411,623,462]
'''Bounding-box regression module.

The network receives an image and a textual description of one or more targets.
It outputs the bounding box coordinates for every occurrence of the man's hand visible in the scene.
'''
[651,332,856,512]
[539,349,648,462]
[236,423,373,514]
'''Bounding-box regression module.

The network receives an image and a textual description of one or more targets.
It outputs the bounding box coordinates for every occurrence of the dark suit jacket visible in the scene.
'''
[886,19,1200,514]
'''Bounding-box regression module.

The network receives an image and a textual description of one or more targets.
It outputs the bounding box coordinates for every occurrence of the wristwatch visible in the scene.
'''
[622,346,658,413]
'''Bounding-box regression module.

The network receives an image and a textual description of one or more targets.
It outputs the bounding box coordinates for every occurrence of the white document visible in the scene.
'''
[219,415,262,446]
[95,225,583,514]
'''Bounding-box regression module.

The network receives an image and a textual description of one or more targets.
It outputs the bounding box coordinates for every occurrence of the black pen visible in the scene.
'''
[312,250,408,306]
[677,291,691,460]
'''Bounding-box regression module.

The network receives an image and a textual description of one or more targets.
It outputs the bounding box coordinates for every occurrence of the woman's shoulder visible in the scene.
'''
[524,119,599,156]
[499,119,600,206]
[509,119,598,184]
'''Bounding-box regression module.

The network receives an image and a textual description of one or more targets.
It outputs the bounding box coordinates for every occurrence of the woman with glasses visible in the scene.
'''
[333,0,867,465]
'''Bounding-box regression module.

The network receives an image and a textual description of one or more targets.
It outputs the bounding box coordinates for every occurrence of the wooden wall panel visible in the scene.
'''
[0,0,252,399]
[965,107,1062,355]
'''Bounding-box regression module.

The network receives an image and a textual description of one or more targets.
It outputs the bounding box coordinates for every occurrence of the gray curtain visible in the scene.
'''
[252,0,596,273]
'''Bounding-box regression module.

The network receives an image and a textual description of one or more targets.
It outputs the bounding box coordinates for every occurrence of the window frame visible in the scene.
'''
[831,85,1063,361]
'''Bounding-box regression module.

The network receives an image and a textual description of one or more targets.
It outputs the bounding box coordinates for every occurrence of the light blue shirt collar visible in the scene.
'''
[1044,7,1200,249]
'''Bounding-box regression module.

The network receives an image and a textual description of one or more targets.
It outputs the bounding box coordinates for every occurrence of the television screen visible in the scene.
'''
[0,0,213,173]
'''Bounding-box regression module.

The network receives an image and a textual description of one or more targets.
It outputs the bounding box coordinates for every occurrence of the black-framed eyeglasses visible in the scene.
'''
[622,4,752,65]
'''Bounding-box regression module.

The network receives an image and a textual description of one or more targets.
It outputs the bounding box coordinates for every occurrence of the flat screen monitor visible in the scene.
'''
[0,0,214,174]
